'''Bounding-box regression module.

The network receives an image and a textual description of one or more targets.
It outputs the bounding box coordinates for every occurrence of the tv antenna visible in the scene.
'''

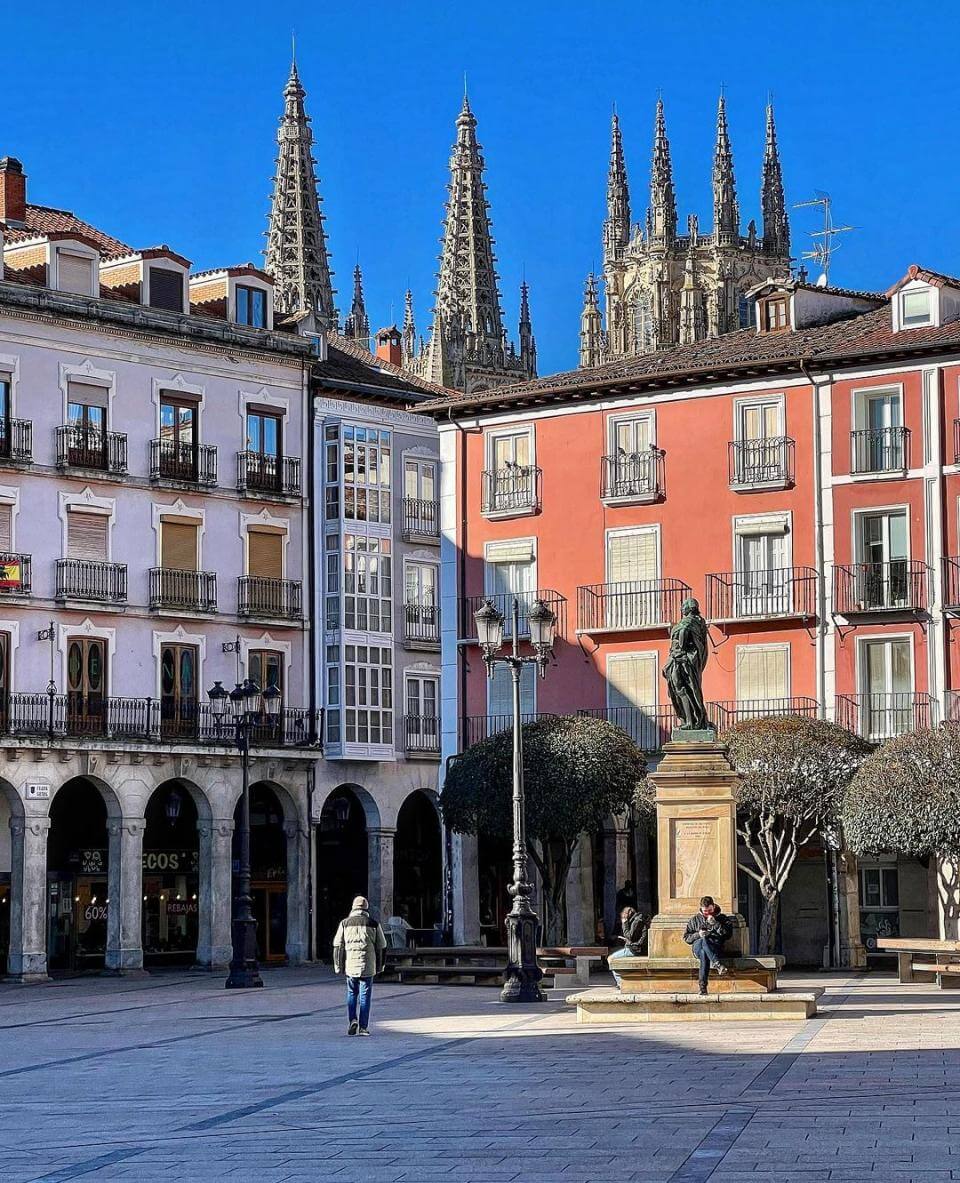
[793,192,855,286]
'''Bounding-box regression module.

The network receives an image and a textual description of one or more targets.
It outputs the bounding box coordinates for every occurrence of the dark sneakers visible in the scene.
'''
[347,1020,359,1036]
[358,1028,371,1036]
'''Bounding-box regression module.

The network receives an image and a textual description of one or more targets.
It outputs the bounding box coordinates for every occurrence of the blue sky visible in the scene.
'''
[2,2,958,375]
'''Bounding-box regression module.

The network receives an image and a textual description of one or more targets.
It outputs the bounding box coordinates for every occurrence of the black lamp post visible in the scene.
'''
[207,675,282,989]
[474,595,556,1002]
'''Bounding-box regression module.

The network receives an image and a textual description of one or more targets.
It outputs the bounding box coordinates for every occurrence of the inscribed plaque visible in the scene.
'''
[670,818,719,900]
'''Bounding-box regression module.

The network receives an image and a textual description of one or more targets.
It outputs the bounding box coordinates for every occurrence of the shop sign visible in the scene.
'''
[166,900,199,916]
[142,850,198,874]
[78,849,107,874]
[83,904,108,922]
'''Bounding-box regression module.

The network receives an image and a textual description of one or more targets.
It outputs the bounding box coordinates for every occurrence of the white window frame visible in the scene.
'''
[732,394,784,441]
[606,410,656,455]
[54,244,98,297]
[403,556,440,604]
[732,512,792,570]
[605,651,659,709]
[483,425,537,519]
[58,488,116,561]
[855,632,916,741]
[851,504,910,566]
[604,524,661,585]
[851,383,904,435]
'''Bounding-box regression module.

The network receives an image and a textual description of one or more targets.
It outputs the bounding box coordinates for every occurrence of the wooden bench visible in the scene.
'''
[538,945,608,987]
[877,938,960,988]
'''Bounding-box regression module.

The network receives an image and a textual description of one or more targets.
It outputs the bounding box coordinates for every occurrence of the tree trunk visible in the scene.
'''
[738,811,817,957]
[528,839,573,945]
[757,887,779,954]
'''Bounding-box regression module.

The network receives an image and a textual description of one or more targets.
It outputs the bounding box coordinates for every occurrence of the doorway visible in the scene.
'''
[394,791,442,939]
[46,778,111,972]
[315,787,368,958]
[237,782,288,964]
[142,781,200,966]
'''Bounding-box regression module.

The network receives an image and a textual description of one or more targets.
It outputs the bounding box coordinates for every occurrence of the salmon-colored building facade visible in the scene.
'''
[425,267,960,965]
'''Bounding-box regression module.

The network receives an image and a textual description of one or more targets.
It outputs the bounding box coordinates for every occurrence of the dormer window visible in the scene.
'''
[237,285,267,328]
[759,295,789,333]
[57,249,96,296]
[900,288,932,328]
[148,266,185,313]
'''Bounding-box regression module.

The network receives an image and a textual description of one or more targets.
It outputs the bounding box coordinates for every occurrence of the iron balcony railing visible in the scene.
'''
[954,419,960,465]
[238,576,303,619]
[577,579,691,633]
[0,418,32,463]
[56,425,128,474]
[150,438,218,486]
[833,561,928,614]
[710,697,820,732]
[705,567,818,622]
[463,589,566,642]
[401,496,440,541]
[0,692,317,748]
[728,436,794,488]
[944,691,960,723]
[481,464,541,515]
[403,713,441,755]
[0,553,31,595]
[149,568,218,612]
[836,693,935,742]
[577,706,674,752]
[56,559,127,602]
[236,451,301,496]
[944,557,960,609]
[460,712,556,749]
[404,602,440,646]
[601,449,665,502]
[850,426,909,474]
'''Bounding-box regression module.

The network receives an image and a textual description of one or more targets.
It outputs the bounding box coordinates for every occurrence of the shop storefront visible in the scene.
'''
[48,847,109,972]
[143,784,200,966]
[245,782,288,964]
[0,872,11,972]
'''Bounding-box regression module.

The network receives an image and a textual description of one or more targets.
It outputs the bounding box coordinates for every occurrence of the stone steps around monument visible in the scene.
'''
[614,954,785,994]
[567,987,823,1023]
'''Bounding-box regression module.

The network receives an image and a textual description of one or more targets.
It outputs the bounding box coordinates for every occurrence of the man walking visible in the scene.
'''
[333,896,387,1036]
[683,895,732,995]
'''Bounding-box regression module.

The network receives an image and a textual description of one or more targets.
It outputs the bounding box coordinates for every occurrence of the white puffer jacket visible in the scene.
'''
[333,909,387,978]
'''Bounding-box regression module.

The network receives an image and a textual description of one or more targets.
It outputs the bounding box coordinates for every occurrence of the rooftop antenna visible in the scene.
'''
[793,192,855,287]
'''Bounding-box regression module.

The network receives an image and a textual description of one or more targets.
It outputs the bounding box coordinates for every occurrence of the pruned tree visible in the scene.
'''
[843,724,960,936]
[726,716,871,953]
[443,714,648,943]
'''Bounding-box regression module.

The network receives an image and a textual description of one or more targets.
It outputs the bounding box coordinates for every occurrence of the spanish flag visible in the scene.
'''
[0,560,21,589]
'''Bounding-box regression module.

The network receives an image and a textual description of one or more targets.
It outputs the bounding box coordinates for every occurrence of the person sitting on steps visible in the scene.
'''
[608,907,648,988]
[683,895,732,995]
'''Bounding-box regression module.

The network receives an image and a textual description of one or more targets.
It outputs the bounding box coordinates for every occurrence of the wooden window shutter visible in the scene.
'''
[247,530,283,578]
[67,511,108,561]
[607,530,658,583]
[161,521,198,571]
[58,252,95,296]
[736,647,788,702]
[148,267,185,312]
[0,505,12,552]
[606,653,657,710]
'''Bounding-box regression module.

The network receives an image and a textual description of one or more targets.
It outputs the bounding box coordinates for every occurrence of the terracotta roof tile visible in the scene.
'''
[2,204,130,255]
[314,333,451,400]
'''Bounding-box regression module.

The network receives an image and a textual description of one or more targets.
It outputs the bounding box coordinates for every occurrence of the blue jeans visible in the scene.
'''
[609,946,632,988]
[692,938,723,989]
[346,976,372,1029]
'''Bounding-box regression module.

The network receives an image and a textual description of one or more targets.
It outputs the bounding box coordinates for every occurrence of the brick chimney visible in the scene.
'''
[375,325,402,367]
[0,158,26,225]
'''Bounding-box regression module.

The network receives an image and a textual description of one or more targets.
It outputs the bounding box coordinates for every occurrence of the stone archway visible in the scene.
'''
[0,778,24,977]
[315,785,380,957]
[142,781,204,967]
[394,790,442,935]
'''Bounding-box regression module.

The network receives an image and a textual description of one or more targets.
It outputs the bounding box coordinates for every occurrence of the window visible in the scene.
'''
[325,643,341,744]
[236,285,267,328]
[632,292,654,353]
[247,529,284,579]
[160,643,198,736]
[488,662,535,719]
[853,389,904,472]
[484,428,537,514]
[735,516,790,615]
[856,510,908,608]
[732,400,787,486]
[759,295,788,333]
[604,414,658,500]
[246,410,281,459]
[344,643,393,745]
[66,636,107,732]
[738,293,751,328]
[405,562,437,607]
[343,425,391,524]
[57,250,95,296]
[491,429,531,471]
[67,510,109,561]
[735,645,789,703]
[325,534,341,630]
[406,675,438,720]
[0,503,11,552]
[485,540,534,637]
[606,652,659,747]
[148,267,185,313]
[324,424,340,521]
[65,383,108,468]
[404,458,436,502]
[249,649,283,694]
[859,638,913,740]
[858,860,901,950]
[344,535,391,632]
[605,527,660,627]
[159,395,198,479]
[161,520,199,571]
[900,288,932,328]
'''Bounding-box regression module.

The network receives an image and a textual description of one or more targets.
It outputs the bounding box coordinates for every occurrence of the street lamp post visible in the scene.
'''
[474,595,556,1003]
[207,677,283,989]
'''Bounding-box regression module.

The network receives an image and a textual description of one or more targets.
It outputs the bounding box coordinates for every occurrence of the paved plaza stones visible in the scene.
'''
[2,968,960,1182]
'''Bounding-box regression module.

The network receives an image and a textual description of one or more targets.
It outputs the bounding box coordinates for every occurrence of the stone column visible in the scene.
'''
[197,818,234,969]
[368,828,396,921]
[7,816,50,981]
[603,824,633,937]
[565,836,595,945]
[836,850,867,968]
[105,817,145,973]
[936,857,960,940]
[452,832,480,944]
[283,819,309,964]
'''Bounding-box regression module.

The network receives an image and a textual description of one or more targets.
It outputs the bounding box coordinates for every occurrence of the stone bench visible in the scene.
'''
[877,938,960,987]
[611,954,785,994]
[539,946,607,987]
[566,986,822,1023]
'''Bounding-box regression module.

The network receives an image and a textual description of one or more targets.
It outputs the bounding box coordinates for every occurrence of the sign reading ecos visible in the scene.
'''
[77,849,199,874]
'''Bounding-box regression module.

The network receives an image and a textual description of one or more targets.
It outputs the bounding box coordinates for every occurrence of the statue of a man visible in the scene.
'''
[663,597,710,731]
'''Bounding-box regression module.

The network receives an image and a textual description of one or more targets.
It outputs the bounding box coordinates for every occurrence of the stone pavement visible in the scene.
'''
[1,967,960,1182]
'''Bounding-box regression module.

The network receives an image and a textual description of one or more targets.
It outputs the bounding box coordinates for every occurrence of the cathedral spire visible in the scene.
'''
[712,93,740,244]
[603,112,631,262]
[343,263,370,345]
[264,62,337,326]
[579,272,603,369]
[761,102,790,258]
[402,288,417,363]
[648,98,677,245]
[518,280,537,377]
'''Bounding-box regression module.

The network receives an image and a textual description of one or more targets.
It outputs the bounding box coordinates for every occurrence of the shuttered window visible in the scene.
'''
[66,380,109,410]
[67,511,109,561]
[161,521,198,571]
[0,504,12,552]
[736,646,789,702]
[488,663,535,717]
[148,267,185,312]
[58,251,95,296]
[247,530,283,578]
[606,652,658,709]
[606,529,658,583]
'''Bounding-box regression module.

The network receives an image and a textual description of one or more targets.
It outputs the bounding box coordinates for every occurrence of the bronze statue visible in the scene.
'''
[663,597,710,731]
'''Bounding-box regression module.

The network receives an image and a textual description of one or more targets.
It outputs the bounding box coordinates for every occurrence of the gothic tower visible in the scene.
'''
[343,263,370,344]
[585,96,792,368]
[402,288,417,365]
[264,62,337,327]
[408,95,536,392]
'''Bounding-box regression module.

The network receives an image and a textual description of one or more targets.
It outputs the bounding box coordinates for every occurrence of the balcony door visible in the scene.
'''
[405,562,438,641]
[66,637,107,734]
[488,663,535,731]
[404,458,436,502]
[485,549,534,638]
[860,638,912,740]
[605,528,659,628]
[736,400,783,484]
[610,416,654,497]
[246,410,281,487]
[66,383,107,468]
[736,524,789,616]
[857,511,908,608]
[489,430,532,511]
[606,652,658,748]
[857,390,903,471]
[160,396,197,480]
[160,643,198,737]
[735,645,789,711]
[406,675,438,748]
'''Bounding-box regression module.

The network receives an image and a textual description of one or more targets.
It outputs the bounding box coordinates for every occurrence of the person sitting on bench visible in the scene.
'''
[683,895,732,995]
[608,907,648,988]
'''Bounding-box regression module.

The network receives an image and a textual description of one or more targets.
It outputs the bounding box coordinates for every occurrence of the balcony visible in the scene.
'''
[150,438,217,486]
[833,561,929,614]
[836,693,935,742]
[402,496,440,542]
[954,419,960,465]
[600,448,665,504]
[404,603,440,647]
[710,697,820,732]
[460,712,556,749]
[403,713,441,757]
[462,589,566,642]
[238,576,302,619]
[0,553,31,595]
[0,418,32,464]
[481,464,540,517]
[56,425,127,474]
[0,692,317,748]
[705,567,818,623]
[851,426,909,475]
[149,568,218,613]
[236,451,301,496]
[728,437,794,489]
[578,706,673,752]
[943,557,960,610]
[56,559,127,603]
[577,579,691,633]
